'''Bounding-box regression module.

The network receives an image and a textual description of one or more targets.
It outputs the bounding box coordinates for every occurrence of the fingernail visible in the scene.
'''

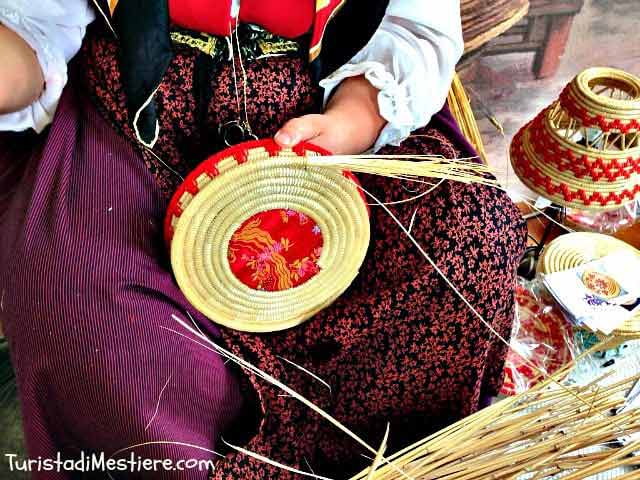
[275,132,293,146]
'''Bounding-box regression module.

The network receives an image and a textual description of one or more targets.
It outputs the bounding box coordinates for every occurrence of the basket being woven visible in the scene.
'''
[539,232,640,345]
[165,140,370,333]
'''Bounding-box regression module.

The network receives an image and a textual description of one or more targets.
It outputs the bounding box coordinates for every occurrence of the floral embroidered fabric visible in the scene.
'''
[228,209,323,291]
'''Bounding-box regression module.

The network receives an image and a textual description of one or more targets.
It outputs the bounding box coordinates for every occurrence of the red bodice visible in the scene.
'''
[168,0,316,38]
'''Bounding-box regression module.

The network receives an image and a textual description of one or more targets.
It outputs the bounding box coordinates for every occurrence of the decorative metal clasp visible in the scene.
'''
[219,120,258,147]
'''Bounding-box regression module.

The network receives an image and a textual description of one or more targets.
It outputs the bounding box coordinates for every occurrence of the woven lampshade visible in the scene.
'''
[165,140,370,333]
[461,0,529,52]
[511,67,640,211]
[538,232,640,345]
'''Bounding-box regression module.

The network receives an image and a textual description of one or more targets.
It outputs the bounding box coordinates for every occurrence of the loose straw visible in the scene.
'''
[350,368,640,479]
[166,168,623,479]
[356,184,634,441]
[167,182,634,480]
[366,424,390,480]
[221,438,335,480]
[308,155,498,188]
[161,141,633,478]
[163,316,414,480]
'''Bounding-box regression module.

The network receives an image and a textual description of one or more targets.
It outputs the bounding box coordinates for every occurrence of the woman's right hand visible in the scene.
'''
[0,23,44,114]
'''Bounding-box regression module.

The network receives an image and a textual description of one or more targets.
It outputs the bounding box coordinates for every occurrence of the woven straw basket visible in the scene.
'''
[538,232,640,346]
[461,0,529,52]
[511,67,640,211]
[165,140,370,333]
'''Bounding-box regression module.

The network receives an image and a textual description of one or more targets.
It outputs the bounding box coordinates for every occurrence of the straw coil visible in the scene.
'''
[447,73,489,165]
[350,363,640,480]
[461,0,530,52]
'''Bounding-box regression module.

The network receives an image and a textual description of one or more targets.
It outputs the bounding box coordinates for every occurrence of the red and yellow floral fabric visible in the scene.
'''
[228,209,323,291]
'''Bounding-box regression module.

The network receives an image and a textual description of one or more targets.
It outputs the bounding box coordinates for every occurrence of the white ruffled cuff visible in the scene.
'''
[319,61,419,152]
[0,8,68,133]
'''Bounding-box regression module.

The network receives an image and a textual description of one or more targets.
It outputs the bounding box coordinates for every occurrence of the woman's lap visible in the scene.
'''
[0,83,526,478]
[213,112,527,477]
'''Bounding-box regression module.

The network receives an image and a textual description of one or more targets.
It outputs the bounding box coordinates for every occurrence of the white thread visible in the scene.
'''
[276,355,332,393]
[144,374,173,431]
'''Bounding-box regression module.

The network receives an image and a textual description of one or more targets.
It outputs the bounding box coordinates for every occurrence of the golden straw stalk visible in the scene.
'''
[351,368,640,480]
[307,155,498,187]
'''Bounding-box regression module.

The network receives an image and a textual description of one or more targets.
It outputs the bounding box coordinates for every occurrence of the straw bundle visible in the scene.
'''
[511,67,640,211]
[447,73,489,165]
[165,140,494,333]
[351,368,640,480]
[538,232,640,347]
[169,307,638,480]
[461,0,529,52]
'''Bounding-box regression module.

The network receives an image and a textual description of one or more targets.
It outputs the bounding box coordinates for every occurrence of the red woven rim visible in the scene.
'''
[164,139,367,248]
[510,123,640,208]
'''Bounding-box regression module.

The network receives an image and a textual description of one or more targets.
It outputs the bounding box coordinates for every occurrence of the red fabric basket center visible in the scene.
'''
[227,209,323,292]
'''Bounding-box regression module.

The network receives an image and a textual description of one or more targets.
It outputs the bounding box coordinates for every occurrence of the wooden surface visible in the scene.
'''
[483,0,586,78]
[533,13,577,78]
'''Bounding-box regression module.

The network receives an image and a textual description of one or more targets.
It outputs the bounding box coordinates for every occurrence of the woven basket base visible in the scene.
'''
[169,145,371,333]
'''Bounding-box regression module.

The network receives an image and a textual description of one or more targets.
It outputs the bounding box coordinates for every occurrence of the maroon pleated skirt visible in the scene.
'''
[0,32,526,479]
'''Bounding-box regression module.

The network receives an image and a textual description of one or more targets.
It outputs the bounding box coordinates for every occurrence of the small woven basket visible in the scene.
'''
[165,140,370,333]
[511,67,640,211]
[538,232,640,347]
[461,0,529,52]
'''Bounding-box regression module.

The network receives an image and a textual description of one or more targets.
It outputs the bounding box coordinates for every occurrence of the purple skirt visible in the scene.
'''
[0,86,246,478]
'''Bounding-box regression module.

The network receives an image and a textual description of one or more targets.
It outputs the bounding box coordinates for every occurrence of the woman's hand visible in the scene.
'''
[274,75,386,155]
[0,23,44,114]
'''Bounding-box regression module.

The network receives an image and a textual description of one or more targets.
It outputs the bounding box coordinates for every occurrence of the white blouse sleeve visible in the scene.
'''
[319,0,464,152]
[0,1,94,133]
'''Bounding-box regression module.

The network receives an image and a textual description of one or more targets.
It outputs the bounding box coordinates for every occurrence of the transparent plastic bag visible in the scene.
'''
[501,277,576,396]
[564,200,640,235]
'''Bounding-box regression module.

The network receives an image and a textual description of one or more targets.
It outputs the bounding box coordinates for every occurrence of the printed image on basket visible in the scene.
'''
[581,269,622,299]
[539,232,640,346]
